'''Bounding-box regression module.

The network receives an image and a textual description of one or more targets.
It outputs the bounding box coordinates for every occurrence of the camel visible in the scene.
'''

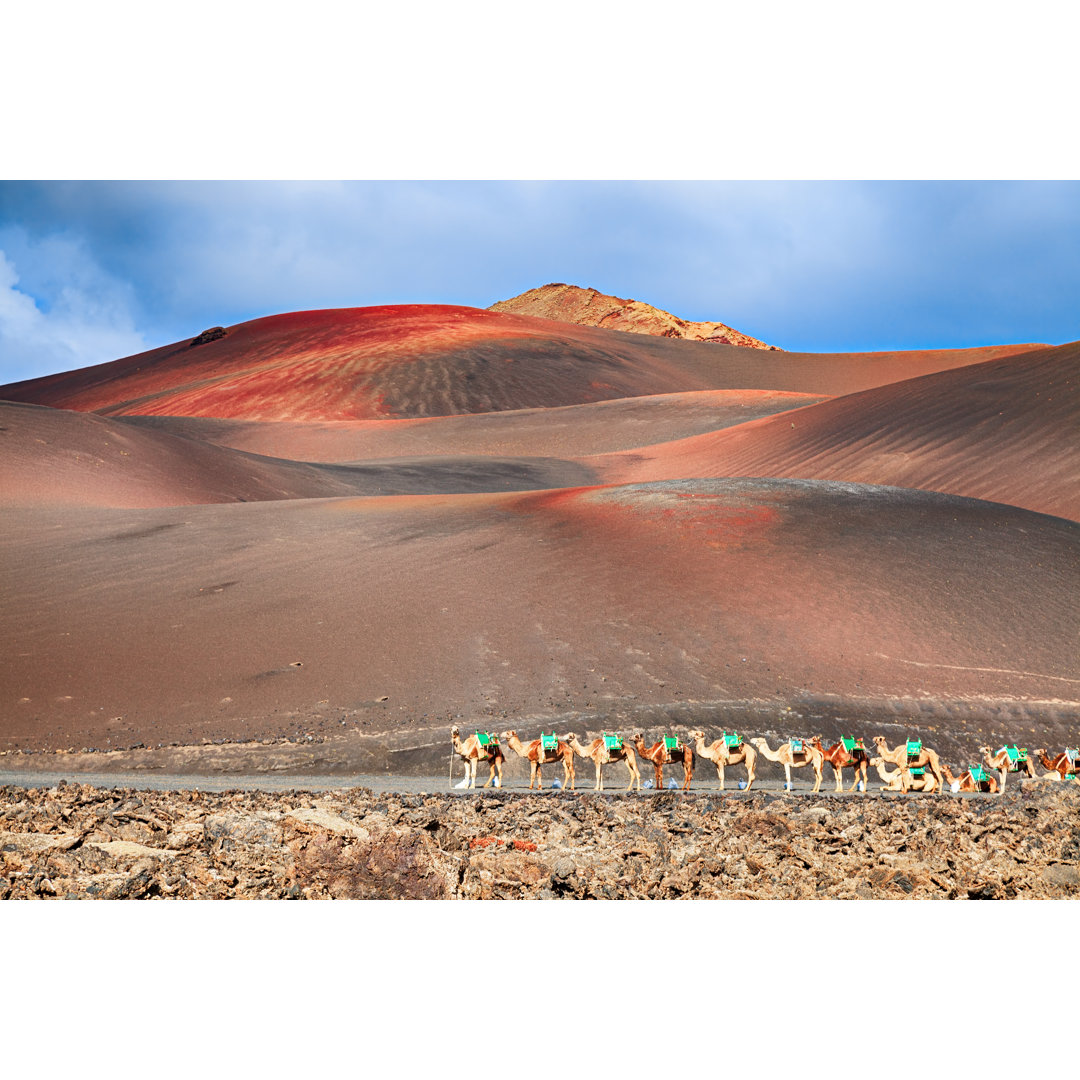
[870,756,940,793]
[942,763,999,794]
[450,726,504,789]
[1034,749,1080,783]
[633,733,694,791]
[978,744,1036,793]
[748,736,824,792]
[565,732,642,792]
[871,737,945,794]
[810,736,870,793]
[501,730,575,790]
[688,730,757,790]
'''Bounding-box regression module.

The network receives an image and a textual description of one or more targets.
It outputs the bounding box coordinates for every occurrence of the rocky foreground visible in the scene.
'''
[3,780,1079,899]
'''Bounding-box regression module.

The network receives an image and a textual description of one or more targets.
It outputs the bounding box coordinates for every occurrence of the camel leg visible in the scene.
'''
[495,758,503,788]
[998,769,1006,795]
[784,763,792,790]
[468,758,477,789]
[812,764,822,794]
[595,762,602,792]
[834,764,843,793]
[717,762,725,790]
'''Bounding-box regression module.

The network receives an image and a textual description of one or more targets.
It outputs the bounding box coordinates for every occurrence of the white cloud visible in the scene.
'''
[0,233,146,386]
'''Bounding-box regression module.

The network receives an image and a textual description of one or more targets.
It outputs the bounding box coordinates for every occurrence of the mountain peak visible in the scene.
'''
[489,283,779,350]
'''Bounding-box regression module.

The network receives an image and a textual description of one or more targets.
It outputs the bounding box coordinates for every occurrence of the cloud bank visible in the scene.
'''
[1,181,1077,383]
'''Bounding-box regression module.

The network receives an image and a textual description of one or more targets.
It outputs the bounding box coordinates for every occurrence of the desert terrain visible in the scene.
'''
[1,287,1077,792]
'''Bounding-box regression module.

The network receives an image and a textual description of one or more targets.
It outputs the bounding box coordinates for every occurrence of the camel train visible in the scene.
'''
[449,727,1080,794]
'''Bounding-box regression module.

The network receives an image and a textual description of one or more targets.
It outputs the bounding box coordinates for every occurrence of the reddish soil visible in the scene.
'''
[0,305,1042,421]
[0,302,1074,768]
[115,389,830,463]
[590,342,1080,521]
[1,480,1075,754]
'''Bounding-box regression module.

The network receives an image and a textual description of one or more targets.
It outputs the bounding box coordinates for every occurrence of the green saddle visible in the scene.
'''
[540,733,559,751]
[970,764,990,784]
[603,732,623,752]
[722,731,742,749]
[998,745,1027,767]
[790,738,803,754]
[663,735,681,751]
[475,731,498,748]
[909,765,926,777]
[906,740,922,761]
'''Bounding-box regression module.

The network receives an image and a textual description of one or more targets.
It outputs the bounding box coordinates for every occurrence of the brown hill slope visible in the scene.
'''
[591,341,1080,521]
[118,389,828,463]
[489,283,780,349]
[0,401,595,508]
[0,305,1040,421]
[1,479,1076,751]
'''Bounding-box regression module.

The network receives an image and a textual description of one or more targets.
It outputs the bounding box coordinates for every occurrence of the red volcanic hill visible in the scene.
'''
[0,304,1042,422]
[489,282,780,349]
[591,341,1080,522]
[1,301,1075,767]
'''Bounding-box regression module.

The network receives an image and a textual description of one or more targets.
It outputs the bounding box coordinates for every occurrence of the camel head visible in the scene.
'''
[501,730,516,741]
[1034,748,1047,757]
[869,756,885,767]
[688,730,705,743]
[872,735,889,750]
[450,725,461,739]
[978,745,993,756]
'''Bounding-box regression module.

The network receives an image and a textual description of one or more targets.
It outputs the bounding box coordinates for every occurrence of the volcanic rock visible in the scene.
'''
[489,283,780,349]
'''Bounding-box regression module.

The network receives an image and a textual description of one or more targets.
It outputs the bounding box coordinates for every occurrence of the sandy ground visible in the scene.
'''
[1,304,1075,770]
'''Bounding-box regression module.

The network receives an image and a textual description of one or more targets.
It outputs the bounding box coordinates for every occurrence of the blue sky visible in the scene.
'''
[1,180,1077,384]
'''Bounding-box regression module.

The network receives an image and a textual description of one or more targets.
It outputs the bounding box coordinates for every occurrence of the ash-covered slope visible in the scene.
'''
[592,342,1080,522]
[0,304,1039,421]
[0,400,595,508]
[1,479,1076,751]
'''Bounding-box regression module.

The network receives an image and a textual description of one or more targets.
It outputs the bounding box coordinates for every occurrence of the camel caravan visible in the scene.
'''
[449,725,1080,794]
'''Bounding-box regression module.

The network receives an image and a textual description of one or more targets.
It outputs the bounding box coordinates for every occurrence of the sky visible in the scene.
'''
[1,179,1078,385]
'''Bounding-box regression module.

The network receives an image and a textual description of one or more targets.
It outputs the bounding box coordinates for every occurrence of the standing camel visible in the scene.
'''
[450,726,504,789]
[748,736,824,792]
[978,745,1036,793]
[942,763,999,794]
[633,733,694,791]
[688,730,757,790]
[501,730,575,790]
[810,736,870,793]
[870,756,939,793]
[1034,748,1080,783]
[565,732,642,792]
[871,737,945,794]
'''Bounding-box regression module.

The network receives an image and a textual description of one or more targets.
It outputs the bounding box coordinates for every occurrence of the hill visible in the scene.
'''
[489,283,780,348]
